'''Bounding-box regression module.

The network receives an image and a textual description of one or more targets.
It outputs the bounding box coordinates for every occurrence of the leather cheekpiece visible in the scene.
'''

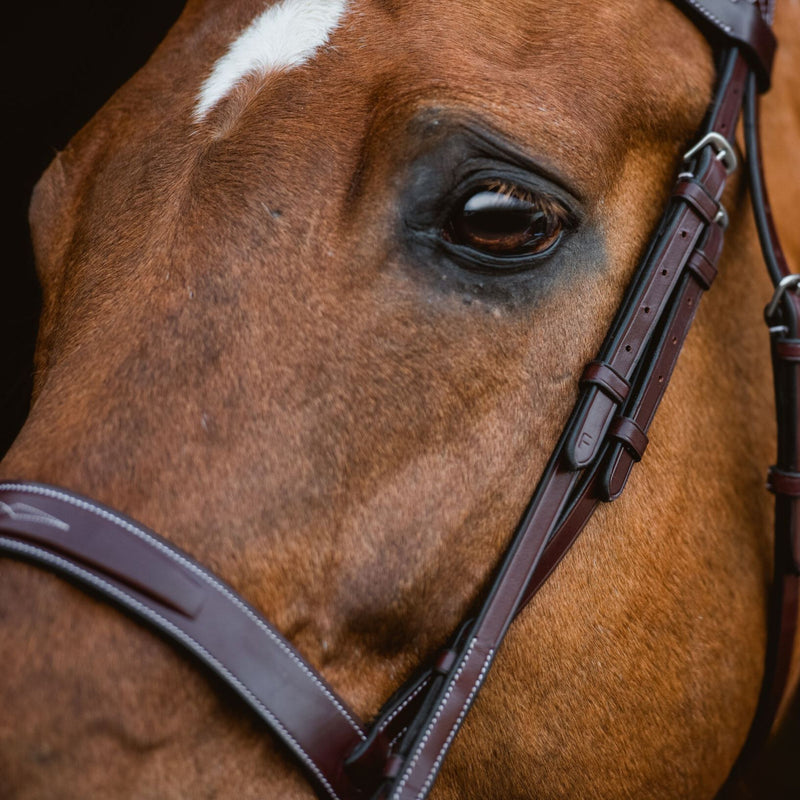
[670,0,777,89]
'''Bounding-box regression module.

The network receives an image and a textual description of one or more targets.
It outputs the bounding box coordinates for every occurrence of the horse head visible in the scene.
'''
[3,1,799,797]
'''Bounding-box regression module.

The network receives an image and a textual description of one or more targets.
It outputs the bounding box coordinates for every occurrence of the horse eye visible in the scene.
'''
[444,183,568,258]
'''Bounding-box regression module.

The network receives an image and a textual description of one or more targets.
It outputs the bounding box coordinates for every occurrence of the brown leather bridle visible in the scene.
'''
[1,1,796,798]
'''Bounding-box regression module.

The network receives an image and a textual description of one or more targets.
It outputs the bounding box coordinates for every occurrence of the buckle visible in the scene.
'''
[765,274,800,320]
[684,132,738,175]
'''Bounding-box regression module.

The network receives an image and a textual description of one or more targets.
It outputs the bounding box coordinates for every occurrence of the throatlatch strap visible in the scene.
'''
[721,69,800,780]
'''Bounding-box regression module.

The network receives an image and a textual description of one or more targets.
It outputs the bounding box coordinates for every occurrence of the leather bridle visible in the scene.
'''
[1,1,796,798]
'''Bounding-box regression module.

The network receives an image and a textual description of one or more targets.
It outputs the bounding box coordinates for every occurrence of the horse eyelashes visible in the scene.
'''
[443,182,569,260]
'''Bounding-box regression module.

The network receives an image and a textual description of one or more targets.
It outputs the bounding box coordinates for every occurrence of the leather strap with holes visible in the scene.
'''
[360,48,753,800]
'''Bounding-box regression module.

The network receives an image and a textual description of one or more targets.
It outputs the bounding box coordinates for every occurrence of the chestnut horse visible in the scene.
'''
[2,1,799,797]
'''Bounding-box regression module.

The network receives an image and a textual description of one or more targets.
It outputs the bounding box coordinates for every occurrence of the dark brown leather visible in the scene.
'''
[775,339,800,362]
[608,416,649,462]
[717,62,800,788]
[581,361,631,403]
[686,246,719,291]
[376,54,755,799]
[0,484,371,800]
[580,361,631,404]
[768,467,800,498]
[600,224,724,501]
[0,491,205,616]
[565,170,728,474]
[673,178,722,225]
[671,0,777,89]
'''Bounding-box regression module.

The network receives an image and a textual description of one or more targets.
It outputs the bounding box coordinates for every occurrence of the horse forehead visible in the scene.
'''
[194,0,349,120]
[189,0,686,123]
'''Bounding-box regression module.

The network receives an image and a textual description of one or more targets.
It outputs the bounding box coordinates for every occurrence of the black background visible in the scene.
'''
[2,2,186,459]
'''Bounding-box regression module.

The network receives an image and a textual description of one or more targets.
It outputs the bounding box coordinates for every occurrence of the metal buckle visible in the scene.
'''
[683,132,738,175]
[765,274,800,320]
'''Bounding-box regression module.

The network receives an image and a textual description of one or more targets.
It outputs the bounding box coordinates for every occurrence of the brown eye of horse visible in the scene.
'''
[445,183,566,257]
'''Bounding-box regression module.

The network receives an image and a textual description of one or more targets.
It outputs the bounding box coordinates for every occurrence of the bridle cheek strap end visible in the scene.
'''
[672,0,777,90]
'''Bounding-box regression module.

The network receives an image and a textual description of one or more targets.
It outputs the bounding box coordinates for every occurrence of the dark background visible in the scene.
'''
[1,2,186,460]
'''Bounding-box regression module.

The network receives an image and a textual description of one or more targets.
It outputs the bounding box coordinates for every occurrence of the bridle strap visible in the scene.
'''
[352,42,795,795]
[671,0,776,89]
[0,484,372,800]
[727,69,800,769]
[0,3,792,800]
[358,48,753,800]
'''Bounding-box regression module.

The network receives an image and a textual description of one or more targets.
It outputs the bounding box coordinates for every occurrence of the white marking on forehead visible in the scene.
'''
[194,0,349,121]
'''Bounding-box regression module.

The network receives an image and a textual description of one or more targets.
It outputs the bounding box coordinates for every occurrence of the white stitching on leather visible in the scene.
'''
[0,483,365,741]
[390,726,409,748]
[378,680,430,733]
[696,0,773,31]
[682,0,734,35]
[0,501,70,531]
[0,536,345,800]
[414,650,495,800]
[389,638,478,800]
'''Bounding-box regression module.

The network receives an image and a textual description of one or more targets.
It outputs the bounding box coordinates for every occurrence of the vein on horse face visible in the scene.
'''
[194,0,349,121]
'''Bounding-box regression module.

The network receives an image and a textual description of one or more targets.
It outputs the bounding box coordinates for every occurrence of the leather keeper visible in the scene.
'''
[580,362,630,405]
[609,416,649,462]
[767,467,800,497]
[673,179,720,225]
[774,340,800,363]
[602,445,636,502]
[686,248,718,290]
[434,649,457,675]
